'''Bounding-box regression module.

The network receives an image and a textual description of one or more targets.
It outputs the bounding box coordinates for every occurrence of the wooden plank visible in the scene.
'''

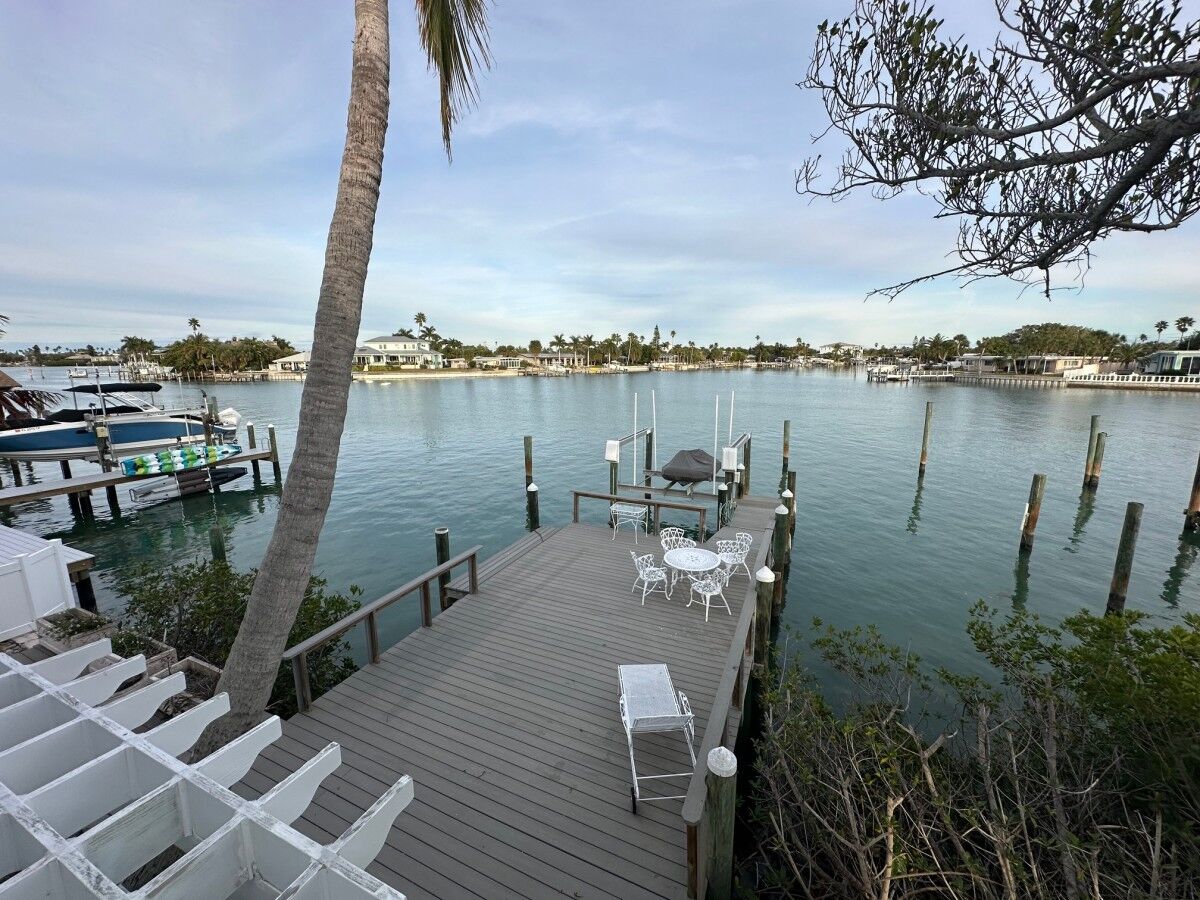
[244,513,778,900]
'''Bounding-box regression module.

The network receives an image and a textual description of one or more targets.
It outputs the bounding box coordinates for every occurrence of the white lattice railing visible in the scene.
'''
[0,642,413,899]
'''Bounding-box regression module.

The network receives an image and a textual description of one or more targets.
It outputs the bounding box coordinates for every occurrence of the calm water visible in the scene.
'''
[4,367,1199,682]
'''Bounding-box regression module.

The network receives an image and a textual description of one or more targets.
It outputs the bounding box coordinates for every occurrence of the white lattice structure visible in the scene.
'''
[0,641,413,899]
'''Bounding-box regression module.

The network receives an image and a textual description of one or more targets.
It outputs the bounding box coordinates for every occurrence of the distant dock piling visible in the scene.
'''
[523,435,534,487]
[780,419,790,491]
[268,425,282,482]
[918,401,933,476]
[1106,502,1143,614]
[526,483,540,531]
[1019,474,1047,553]
[435,527,452,607]
[1084,415,1100,487]
[246,423,261,479]
[786,469,797,536]
[1086,432,1107,489]
[1185,450,1200,532]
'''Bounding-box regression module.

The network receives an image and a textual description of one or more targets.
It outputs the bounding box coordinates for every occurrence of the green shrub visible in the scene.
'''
[746,603,1200,898]
[117,560,361,717]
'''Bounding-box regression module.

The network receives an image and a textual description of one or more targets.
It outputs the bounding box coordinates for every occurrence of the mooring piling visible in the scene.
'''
[717,483,729,527]
[1185,449,1200,532]
[1106,501,1143,615]
[772,503,789,619]
[1086,432,1107,489]
[918,401,933,476]
[644,430,654,498]
[780,419,791,491]
[523,435,534,487]
[742,435,752,493]
[1084,415,1100,487]
[526,483,540,532]
[1019,473,1047,553]
[704,747,737,900]
[786,469,797,536]
[268,425,282,482]
[781,489,795,554]
[435,527,452,608]
[7,460,20,486]
[754,567,775,668]
[246,423,261,479]
[209,525,227,563]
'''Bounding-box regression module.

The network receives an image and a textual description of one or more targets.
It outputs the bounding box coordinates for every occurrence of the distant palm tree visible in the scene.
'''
[669,329,676,350]
[188,318,200,334]
[414,311,427,330]
[1177,316,1196,344]
[1155,320,1169,341]
[396,327,415,338]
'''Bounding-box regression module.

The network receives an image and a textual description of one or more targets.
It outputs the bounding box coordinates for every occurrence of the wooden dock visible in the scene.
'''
[240,495,781,900]
[0,448,276,509]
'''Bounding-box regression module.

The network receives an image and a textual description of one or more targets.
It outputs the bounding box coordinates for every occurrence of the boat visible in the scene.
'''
[0,382,239,462]
[128,466,248,506]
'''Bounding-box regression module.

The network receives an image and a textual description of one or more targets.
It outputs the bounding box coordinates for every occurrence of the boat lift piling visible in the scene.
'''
[1087,432,1107,490]
[1083,415,1100,488]
[246,423,261,479]
[780,419,790,492]
[1106,502,1143,614]
[1019,474,1047,553]
[918,401,934,476]
[1186,449,1200,532]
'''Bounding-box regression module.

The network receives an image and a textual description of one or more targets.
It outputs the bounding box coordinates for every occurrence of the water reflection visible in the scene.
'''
[1012,552,1031,609]
[906,476,925,535]
[1161,531,1200,608]
[1064,489,1097,553]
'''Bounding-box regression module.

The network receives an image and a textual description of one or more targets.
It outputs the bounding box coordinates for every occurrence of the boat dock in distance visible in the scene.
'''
[240,491,785,900]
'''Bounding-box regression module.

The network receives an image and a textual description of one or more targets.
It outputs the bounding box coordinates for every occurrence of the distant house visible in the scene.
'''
[355,335,444,369]
[475,356,522,370]
[1144,349,1200,376]
[959,353,1005,373]
[269,351,310,372]
[1013,354,1104,375]
[816,343,864,356]
[446,357,469,369]
[530,351,582,368]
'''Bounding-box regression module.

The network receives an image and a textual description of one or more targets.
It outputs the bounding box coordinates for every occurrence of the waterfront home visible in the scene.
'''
[474,355,523,369]
[269,351,311,373]
[817,342,864,356]
[355,334,444,369]
[1013,354,1105,375]
[1144,348,1200,376]
[527,350,584,368]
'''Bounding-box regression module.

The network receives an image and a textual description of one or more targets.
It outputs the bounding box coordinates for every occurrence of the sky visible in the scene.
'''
[1,0,1197,352]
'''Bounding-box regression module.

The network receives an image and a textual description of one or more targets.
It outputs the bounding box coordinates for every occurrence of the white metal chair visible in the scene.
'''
[659,527,685,550]
[618,664,696,813]
[661,535,696,553]
[629,551,670,604]
[687,568,732,622]
[717,536,752,580]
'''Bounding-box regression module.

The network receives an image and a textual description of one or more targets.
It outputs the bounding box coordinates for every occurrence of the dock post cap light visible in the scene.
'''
[527,482,538,492]
[781,489,793,499]
[756,566,776,583]
[775,503,788,515]
[707,746,737,777]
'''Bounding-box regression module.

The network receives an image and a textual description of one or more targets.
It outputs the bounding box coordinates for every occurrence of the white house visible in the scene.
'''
[355,335,444,369]
[1144,349,1200,376]
[269,351,311,372]
[817,342,864,356]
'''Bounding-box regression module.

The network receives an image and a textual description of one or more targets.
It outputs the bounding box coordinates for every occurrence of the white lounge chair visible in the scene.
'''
[618,664,696,813]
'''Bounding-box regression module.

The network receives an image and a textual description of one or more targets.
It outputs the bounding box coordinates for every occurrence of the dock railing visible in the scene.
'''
[284,544,482,712]
[681,532,773,898]
[571,489,708,539]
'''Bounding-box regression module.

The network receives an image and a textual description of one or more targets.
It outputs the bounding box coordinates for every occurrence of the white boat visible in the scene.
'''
[0,382,239,462]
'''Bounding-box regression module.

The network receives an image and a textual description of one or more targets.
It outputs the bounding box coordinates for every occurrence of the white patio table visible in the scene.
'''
[662,546,720,591]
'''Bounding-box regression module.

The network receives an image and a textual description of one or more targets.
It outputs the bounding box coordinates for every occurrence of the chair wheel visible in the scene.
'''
[630,788,638,814]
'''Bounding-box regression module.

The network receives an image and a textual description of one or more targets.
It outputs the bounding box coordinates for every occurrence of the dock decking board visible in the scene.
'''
[0,524,94,574]
[244,497,778,900]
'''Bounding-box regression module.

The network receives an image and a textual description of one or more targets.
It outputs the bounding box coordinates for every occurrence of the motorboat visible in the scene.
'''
[0,382,239,462]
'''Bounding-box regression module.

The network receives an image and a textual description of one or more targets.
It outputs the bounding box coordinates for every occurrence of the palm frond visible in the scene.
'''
[415,0,492,158]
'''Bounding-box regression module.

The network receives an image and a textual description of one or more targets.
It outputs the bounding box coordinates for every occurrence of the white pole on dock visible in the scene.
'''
[728,391,735,443]
[651,390,658,470]
[632,393,638,484]
[712,395,719,495]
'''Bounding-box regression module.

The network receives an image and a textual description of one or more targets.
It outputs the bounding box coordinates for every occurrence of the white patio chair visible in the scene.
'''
[629,551,670,604]
[659,527,685,551]
[618,664,696,813]
[717,537,752,580]
[687,568,732,622]
[661,535,696,553]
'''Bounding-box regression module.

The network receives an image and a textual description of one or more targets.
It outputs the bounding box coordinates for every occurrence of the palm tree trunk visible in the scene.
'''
[198,0,389,752]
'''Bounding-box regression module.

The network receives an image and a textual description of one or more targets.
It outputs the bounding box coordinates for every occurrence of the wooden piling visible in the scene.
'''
[268,425,282,482]
[786,469,798,536]
[246,423,261,478]
[526,483,540,532]
[704,747,738,900]
[717,483,728,528]
[1086,432,1107,489]
[608,460,618,496]
[644,430,654,491]
[60,460,81,518]
[780,419,790,491]
[78,491,94,519]
[8,460,19,485]
[772,503,789,575]
[523,435,534,487]
[1186,450,1200,532]
[742,435,752,493]
[1106,502,1143,615]
[74,573,98,613]
[918,401,933,476]
[723,468,736,512]
[781,489,794,554]
[209,525,227,563]
[435,527,452,608]
[1019,474,1047,553]
[754,567,775,669]
[105,484,120,511]
[1084,415,1099,486]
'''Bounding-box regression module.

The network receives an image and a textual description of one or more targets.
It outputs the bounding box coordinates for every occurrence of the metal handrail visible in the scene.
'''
[284,544,482,711]
[571,490,707,539]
